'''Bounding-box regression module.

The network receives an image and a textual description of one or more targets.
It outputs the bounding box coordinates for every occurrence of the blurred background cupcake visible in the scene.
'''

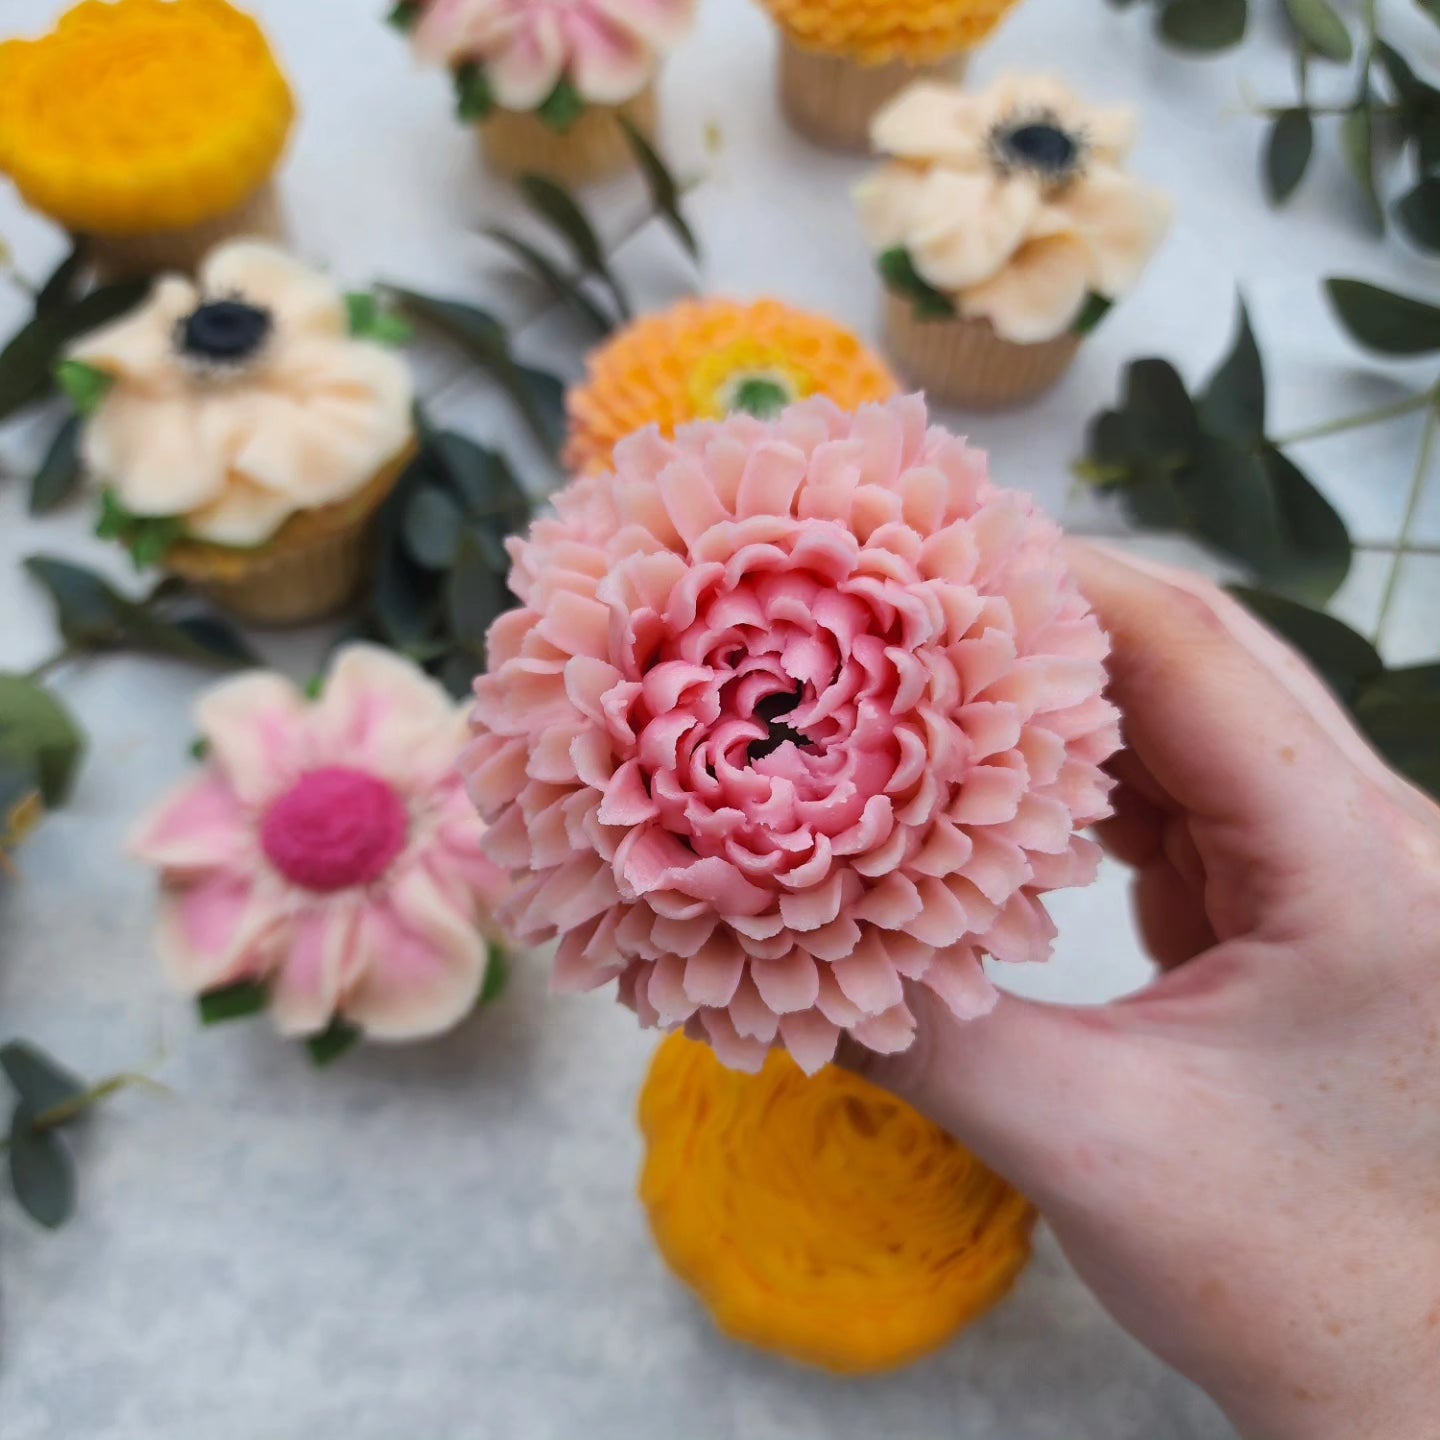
[395,0,694,186]
[66,241,416,626]
[857,75,1171,407]
[565,296,897,475]
[0,0,295,277]
[756,0,1021,151]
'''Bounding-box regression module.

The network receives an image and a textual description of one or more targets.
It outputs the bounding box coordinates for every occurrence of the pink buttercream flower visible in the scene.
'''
[131,646,509,1043]
[411,0,694,109]
[462,396,1120,1075]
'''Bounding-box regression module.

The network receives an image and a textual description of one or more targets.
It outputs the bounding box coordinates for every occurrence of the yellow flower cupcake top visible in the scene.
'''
[758,0,1021,65]
[857,75,1172,344]
[638,1033,1036,1374]
[565,298,898,476]
[0,0,295,236]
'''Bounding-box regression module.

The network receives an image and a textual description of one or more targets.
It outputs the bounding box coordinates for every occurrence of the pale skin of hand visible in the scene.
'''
[851,543,1440,1440]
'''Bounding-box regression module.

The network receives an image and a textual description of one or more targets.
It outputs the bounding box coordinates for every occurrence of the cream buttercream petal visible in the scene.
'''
[908,169,1041,291]
[185,474,298,546]
[869,82,990,168]
[200,241,347,339]
[854,165,930,253]
[963,233,1093,344]
[1049,167,1171,296]
[67,276,197,387]
[1085,105,1139,165]
[84,391,227,515]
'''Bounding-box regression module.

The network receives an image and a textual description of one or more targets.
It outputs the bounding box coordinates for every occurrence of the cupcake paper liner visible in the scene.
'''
[480,84,658,187]
[884,294,1082,408]
[86,181,286,280]
[162,441,416,627]
[778,36,965,151]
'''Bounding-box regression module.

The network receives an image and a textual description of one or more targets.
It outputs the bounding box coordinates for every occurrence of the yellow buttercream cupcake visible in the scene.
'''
[757,0,1022,150]
[638,1033,1036,1374]
[565,298,898,476]
[0,0,295,275]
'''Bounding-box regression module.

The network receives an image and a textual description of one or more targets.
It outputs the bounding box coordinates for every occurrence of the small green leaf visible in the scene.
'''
[29,413,84,515]
[1260,444,1352,604]
[385,0,421,31]
[620,116,701,261]
[9,1103,76,1229]
[478,944,510,1008]
[0,674,85,807]
[1199,301,1265,444]
[1326,279,1440,355]
[197,979,267,1025]
[430,430,530,529]
[877,247,956,320]
[95,490,185,569]
[1071,293,1113,337]
[1356,691,1440,799]
[1159,0,1248,52]
[1417,0,1440,28]
[1229,587,1383,702]
[0,1041,86,1115]
[1340,101,1385,234]
[189,736,209,761]
[484,226,616,334]
[1265,109,1313,205]
[518,174,631,320]
[1395,176,1440,254]
[730,377,792,419]
[306,1018,361,1067]
[537,76,584,133]
[454,62,495,122]
[345,291,413,346]
[403,485,466,569]
[167,613,262,668]
[1123,358,1201,460]
[1283,0,1352,61]
[55,358,113,415]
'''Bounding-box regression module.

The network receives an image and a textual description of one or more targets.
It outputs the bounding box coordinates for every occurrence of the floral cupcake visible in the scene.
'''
[564,297,898,475]
[0,0,295,277]
[640,1034,1035,1372]
[756,0,1021,151]
[857,75,1171,408]
[394,0,694,186]
[66,240,416,626]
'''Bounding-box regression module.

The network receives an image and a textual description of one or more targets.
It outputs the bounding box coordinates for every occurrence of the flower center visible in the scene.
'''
[727,374,795,420]
[177,299,273,366]
[993,117,1084,187]
[746,687,815,764]
[260,766,408,892]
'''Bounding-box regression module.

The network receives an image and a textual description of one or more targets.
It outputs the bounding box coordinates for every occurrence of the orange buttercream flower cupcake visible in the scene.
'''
[565,297,897,476]
[756,0,1022,150]
[638,1033,1036,1374]
[0,0,295,275]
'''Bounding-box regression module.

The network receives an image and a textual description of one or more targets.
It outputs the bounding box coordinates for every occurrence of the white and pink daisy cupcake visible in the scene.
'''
[394,0,695,185]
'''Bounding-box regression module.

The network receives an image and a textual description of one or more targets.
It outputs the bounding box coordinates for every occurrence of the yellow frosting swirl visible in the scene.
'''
[758,0,1022,65]
[0,0,295,235]
[638,1033,1036,1373]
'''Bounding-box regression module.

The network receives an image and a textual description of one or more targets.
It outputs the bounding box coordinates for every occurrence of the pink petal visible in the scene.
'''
[922,946,999,1020]
[749,950,820,1014]
[128,773,250,871]
[777,1010,840,1075]
[270,902,356,1037]
[155,872,275,993]
[196,673,307,804]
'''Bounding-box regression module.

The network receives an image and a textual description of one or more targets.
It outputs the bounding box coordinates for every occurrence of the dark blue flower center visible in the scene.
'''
[179,300,272,364]
[1001,122,1080,177]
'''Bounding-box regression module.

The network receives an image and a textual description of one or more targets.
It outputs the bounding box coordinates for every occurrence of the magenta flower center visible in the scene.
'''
[261,766,408,892]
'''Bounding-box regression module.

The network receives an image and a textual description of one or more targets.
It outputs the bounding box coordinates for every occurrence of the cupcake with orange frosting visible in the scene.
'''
[0,0,295,277]
[857,75,1171,407]
[565,297,898,475]
[66,241,415,626]
[757,0,1021,151]
[395,0,694,186]
[639,1033,1036,1372]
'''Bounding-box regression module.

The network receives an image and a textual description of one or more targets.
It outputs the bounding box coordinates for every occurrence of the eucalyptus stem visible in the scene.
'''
[1274,390,1435,447]
[0,1072,160,1154]
[24,645,77,684]
[1375,402,1438,647]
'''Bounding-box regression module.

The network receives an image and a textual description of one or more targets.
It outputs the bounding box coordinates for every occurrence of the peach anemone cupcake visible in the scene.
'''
[395,0,694,186]
[639,1033,1036,1371]
[756,0,1021,151]
[0,0,295,276]
[857,75,1172,408]
[65,241,416,626]
[564,297,898,476]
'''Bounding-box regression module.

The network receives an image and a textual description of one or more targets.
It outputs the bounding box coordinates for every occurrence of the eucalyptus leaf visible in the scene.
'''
[431,430,530,527]
[484,226,615,334]
[518,175,631,320]
[478,944,510,1007]
[167,614,261,668]
[1199,302,1265,444]
[877,248,956,320]
[1265,109,1313,205]
[23,555,128,648]
[514,364,568,457]
[440,648,485,698]
[537,77,584,133]
[1351,688,1440,797]
[1326,279,1440,355]
[28,414,83,515]
[1417,0,1440,27]
[0,277,150,424]
[1283,0,1352,61]
[1261,444,1352,604]
[1072,293,1114,337]
[454,62,494,122]
[1230,587,1383,701]
[1123,358,1201,461]
[1395,176,1440,253]
[0,674,85,806]
[197,980,267,1025]
[9,1103,76,1229]
[34,243,89,317]
[0,1041,86,1116]
[1340,101,1385,234]
[1159,0,1247,52]
[620,117,701,260]
[386,0,421,31]
[306,1019,361,1067]
[403,485,465,569]
[447,528,510,655]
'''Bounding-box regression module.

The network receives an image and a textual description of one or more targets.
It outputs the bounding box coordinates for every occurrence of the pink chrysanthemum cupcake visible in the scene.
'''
[131,646,509,1054]
[394,0,694,185]
[462,395,1120,1075]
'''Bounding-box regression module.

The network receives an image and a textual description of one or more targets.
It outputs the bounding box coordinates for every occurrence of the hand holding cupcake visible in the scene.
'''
[857,75,1172,406]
